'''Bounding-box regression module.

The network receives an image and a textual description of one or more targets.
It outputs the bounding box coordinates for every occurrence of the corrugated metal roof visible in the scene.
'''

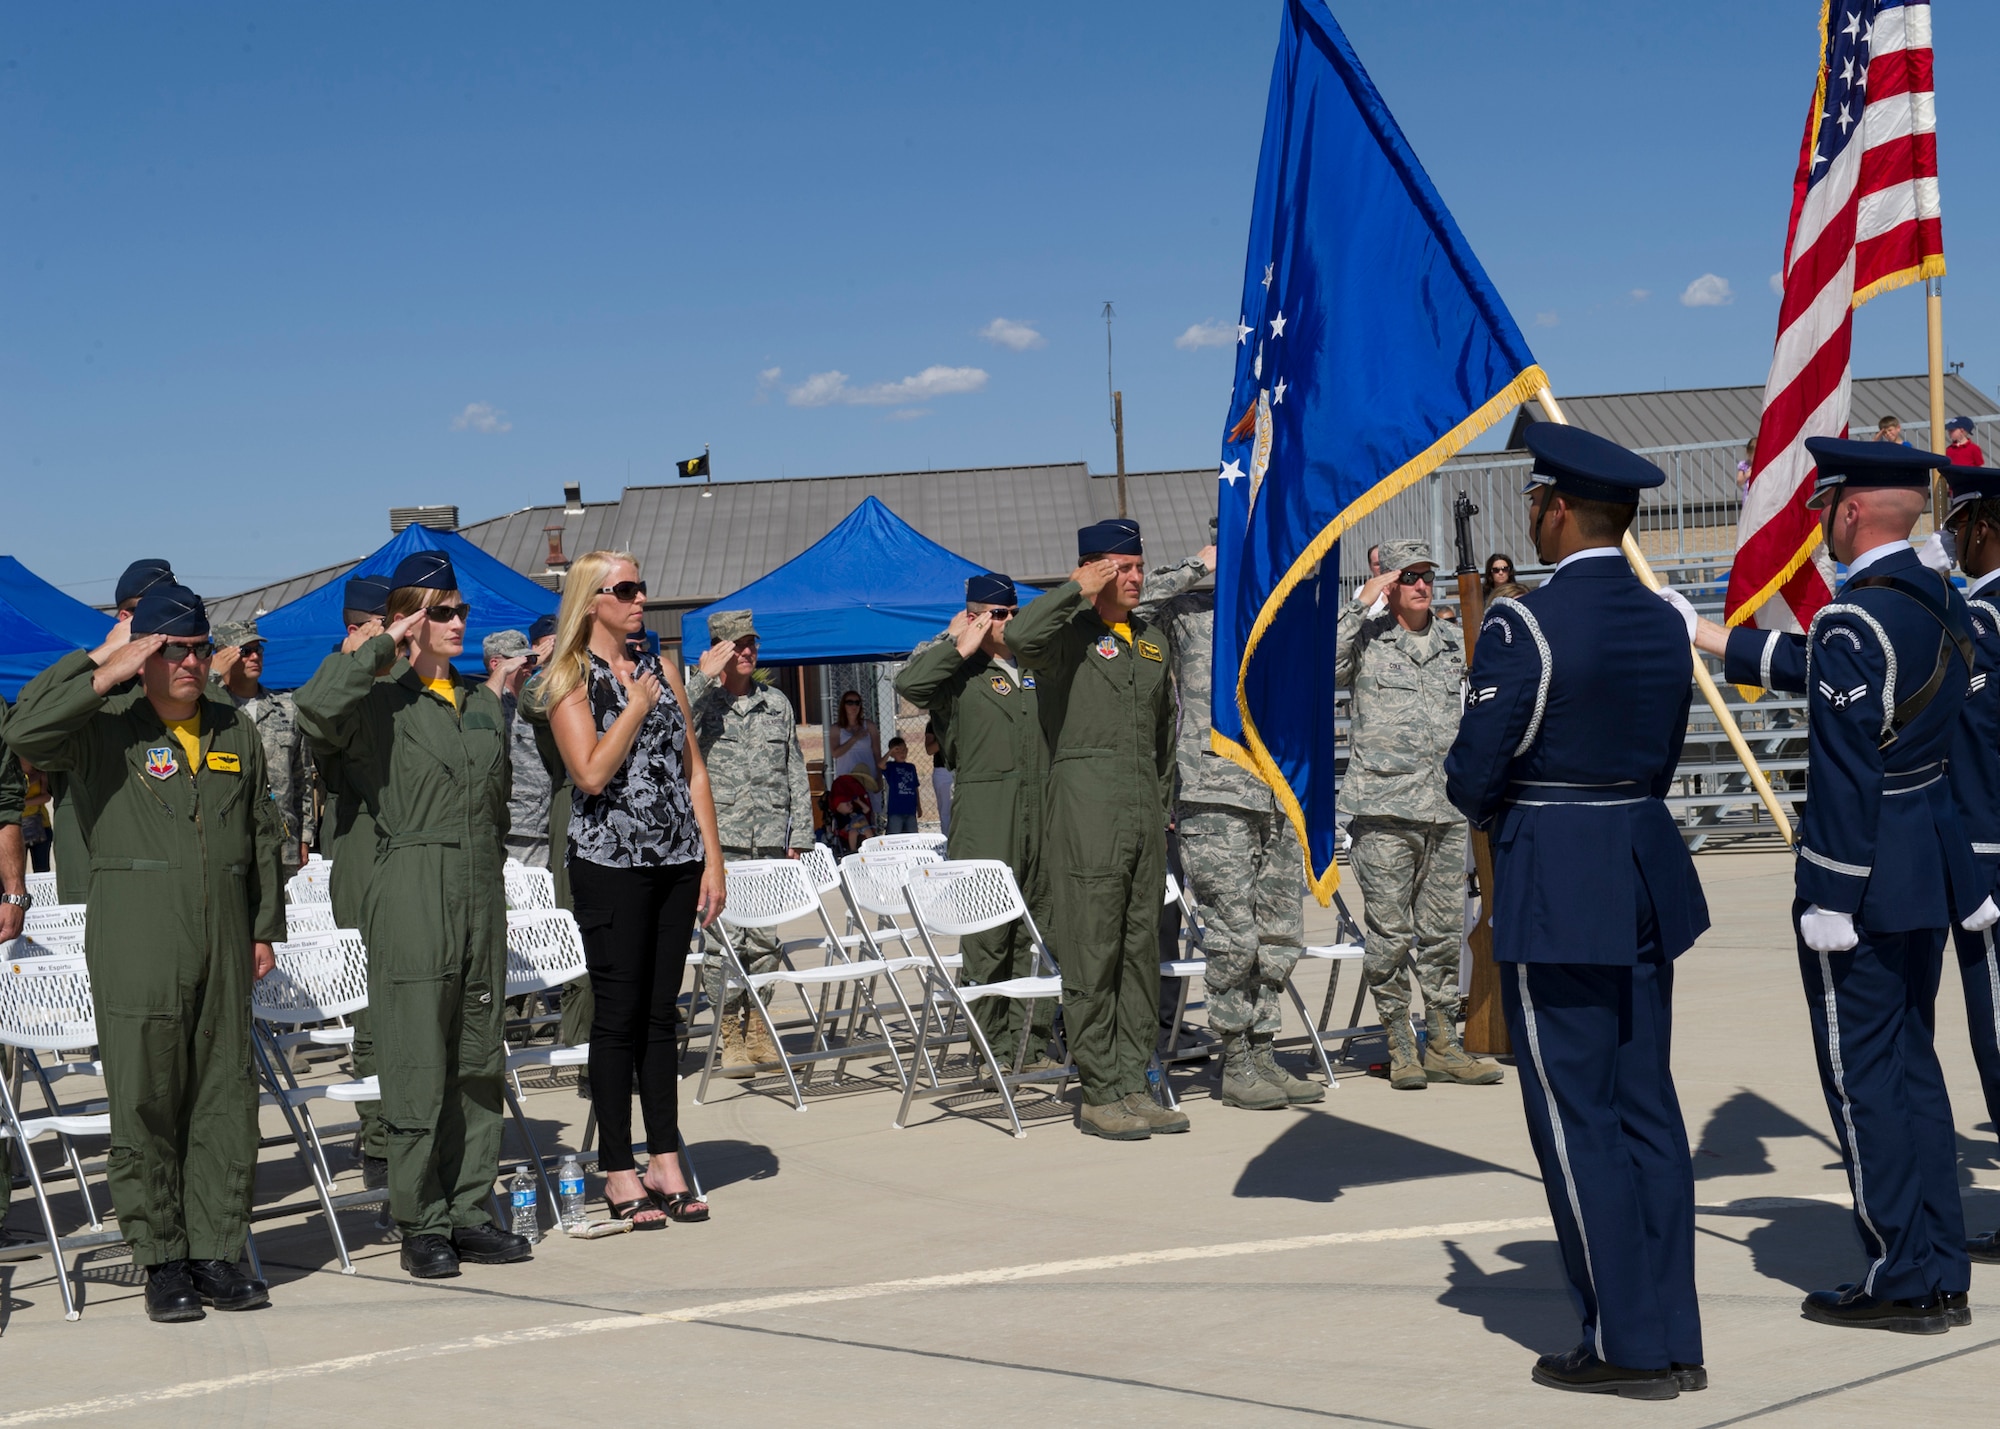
[1502,372,1997,449]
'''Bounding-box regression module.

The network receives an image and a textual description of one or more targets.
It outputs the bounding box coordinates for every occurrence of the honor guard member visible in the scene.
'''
[1138,535,1322,1109]
[688,609,814,1075]
[9,584,284,1322]
[297,551,530,1279]
[1009,518,1183,1141]
[1444,426,1710,1399]
[1690,438,1996,1334]
[211,618,311,878]
[895,572,1056,1068]
[311,574,394,1188]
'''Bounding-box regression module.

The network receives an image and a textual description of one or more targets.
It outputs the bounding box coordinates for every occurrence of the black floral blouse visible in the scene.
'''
[569,651,705,868]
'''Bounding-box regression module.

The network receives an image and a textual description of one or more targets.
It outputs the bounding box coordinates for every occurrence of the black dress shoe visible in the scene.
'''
[1942,1291,1971,1328]
[1801,1283,1949,1334]
[1672,1363,1708,1392]
[1968,1231,2000,1264]
[1530,1345,1678,1400]
[451,1222,532,1265]
[144,1261,206,1323]
[400,1234,460,1279]
[187,1259,270,1311]
[361,1154,389,1191]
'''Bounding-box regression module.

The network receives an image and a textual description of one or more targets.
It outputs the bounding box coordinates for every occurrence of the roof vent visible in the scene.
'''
[389,505,459,534]
[563,482,583,514]
[544,524,571,571]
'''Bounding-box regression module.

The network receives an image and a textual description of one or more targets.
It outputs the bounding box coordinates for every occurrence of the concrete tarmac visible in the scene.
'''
[6,850,2000,1425]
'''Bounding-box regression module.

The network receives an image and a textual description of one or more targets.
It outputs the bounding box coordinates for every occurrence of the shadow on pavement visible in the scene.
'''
[1231,1109,1521,1203]
[1436,1238,1577,1354]
[684,1139,780,1192]
[1690,1087,1837,1180]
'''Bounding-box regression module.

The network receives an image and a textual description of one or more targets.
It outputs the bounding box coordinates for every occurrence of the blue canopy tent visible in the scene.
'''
[256,525,559,689]
[681,497,1042,662]
[0,556,116,700]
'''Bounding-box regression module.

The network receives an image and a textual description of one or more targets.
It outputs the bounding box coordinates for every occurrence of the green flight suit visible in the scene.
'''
[8,651,285,1267]
[523,701,592,1047]
[296,637,510,1241]
[312,742,387,1160]
[47,680,142,905]
[1007,581,1176,1106]
[895,637,1053,1057]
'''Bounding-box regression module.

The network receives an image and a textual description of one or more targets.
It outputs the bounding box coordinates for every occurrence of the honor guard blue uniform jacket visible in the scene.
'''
[1444,550,1710,965]
[1724,545,1981,930]
[1953,574,2000,900]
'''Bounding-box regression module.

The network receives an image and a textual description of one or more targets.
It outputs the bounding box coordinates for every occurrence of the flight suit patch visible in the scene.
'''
[1095,635,1120,660]
[144,747,179,780]
[1021,674,1036,689]
[206,751,242,773]
[1136,639,1163,662]
[990,675,1013,695]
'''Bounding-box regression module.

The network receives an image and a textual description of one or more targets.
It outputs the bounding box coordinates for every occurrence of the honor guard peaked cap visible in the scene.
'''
[528,614,558,644]
[965,573,1016,606]
[1078,518,1142,558]
[130,584,209,638]
[343,575,390,617]
[114,558,177,607]
[708,609,758,645]
[1802,436,1948,510]
[1521,425,1666,504]
[1943,466,2000,518]
[1377,538,1435,571]
[389,550,457,592]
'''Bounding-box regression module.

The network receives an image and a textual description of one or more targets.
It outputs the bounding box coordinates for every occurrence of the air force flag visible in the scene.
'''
[1211,0,1546,901]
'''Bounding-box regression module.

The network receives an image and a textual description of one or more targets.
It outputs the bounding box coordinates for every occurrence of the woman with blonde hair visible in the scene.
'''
[530,549,724,1226]
[296,549,525,1278]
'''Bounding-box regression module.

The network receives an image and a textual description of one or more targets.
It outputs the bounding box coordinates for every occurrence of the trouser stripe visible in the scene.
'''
[1985,930,2000,1073]
[1516,965,1604,1362]
[1817,948,1889,1295]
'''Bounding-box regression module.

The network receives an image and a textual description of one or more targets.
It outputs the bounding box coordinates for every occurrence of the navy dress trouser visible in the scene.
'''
[1501,953,1700,1371]
[1795,904,1968,1299]
[1950,924,2000,1148]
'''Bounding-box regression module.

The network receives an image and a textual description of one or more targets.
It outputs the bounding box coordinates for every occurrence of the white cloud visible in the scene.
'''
[1533,311,1559,328]
[1679,273,1735,308]
[753,366,783,404]
[451,401,511,434]
[1769,272,1785,297]
[787,365,988,408]
[1629,288,1651,302]
[979,318,1045,351]
[1174,320,1237,351]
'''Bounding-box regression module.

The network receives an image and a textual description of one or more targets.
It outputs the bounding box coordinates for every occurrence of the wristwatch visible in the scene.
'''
[1,893,32,911]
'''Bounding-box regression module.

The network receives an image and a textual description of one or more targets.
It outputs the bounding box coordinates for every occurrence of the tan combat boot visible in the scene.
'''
[743,1009,783,1069]
[1078,1097,1152,1140]
[1250,1034,1326,1104]
[718,1012,755,1078]
[1385,1015,1428,1090]
[1423,1010,1504,1085]
[1219,1033,1288,1109]
[1120,1091,1190,1134]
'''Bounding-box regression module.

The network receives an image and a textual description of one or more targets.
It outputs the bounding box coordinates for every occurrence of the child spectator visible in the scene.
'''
[881,736,920,833]
[825,773,876,853]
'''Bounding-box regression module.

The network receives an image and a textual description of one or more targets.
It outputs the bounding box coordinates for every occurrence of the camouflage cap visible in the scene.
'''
[483,629,529,661]
[212,619,260,649]
[708,609,758,644]
[1377,538,1435,571]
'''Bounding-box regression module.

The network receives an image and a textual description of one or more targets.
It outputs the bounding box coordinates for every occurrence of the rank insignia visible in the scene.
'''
[206,751,241,773]
[1095,635,1120,660]
[1136,639,1163,662]
[1021,674,1036,689]
[990,675,1013,695]
[144,746,179,780]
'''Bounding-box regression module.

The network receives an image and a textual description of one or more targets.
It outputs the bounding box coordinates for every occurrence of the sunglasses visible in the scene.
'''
[154,641,215,663]
[238,641,266,655]
[842,697,863,706]
[596,581,648,602]
[983,607,1019,619]
[425,604,472,623]
[1490,565,1513,576]
[1396,569,1436,586]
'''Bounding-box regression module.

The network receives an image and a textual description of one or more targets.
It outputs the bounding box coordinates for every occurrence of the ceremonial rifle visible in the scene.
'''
[1453,492,1509,1057]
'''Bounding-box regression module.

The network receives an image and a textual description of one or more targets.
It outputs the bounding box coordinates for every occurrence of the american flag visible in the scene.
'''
[1726,0,1943,634]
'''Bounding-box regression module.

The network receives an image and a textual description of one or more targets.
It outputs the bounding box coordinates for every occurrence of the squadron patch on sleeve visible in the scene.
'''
[989,675,1013,696]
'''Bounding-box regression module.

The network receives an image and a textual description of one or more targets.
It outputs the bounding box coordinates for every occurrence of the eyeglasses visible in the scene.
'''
[238,641,266,656]
[1489,565,1513,576]
[842,697,862,706]
[595,581,648,602]
[425,604,472,623]
[153,641,215,663]
[1396,569,1436,586]
[984,607,1019,619]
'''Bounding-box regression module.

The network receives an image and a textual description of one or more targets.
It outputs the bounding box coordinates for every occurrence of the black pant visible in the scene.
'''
[569,858,703,1174]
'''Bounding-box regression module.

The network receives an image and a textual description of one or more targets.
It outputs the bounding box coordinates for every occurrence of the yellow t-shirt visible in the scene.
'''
[424,676,457,710]
[1110,622,1133,645]
[166,716,200,772]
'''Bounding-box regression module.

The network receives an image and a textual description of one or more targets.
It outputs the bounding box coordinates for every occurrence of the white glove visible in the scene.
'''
[1918,531,1954,574]
[1963,896,2000,932]
[1656,586,1698,642]
[1799,904,1859,953]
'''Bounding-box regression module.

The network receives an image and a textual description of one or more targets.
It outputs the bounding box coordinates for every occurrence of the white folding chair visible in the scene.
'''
[836,851,949,1083]
[503,860,558,911]
[22,903,87,940]
[861,832,949,859]
[284,903,344,938]
[284,856,333,904]
[250,931,384,1274]
[25,871,58,905]
[897,860,1071,1139]
[694,859,914,1111]
[797,843,841,897]
[0,949,117,1321]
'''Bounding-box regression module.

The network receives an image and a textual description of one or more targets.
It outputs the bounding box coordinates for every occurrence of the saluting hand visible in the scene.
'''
[1357,570,1399,607]
[210,644,243,682]
[385,610,427,670]
[89,618,133,664]
[1073,557,1118,601]
[91,633,163,693]
[340,618,385,655]
[954,611,992,658]
[697,641,734,680]
[1196,544,1218,573]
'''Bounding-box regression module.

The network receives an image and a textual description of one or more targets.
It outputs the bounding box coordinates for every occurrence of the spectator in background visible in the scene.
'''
[830,689,880,782]
[20,760,51,873]
[1736,436,1758,493]
[1947,416,1986,467]
[483,629,551,867]
[1366,544,1384,578]
[925,722,952,836]
[1489,581,1529,602]
[210,619,312,878]
[824,773,875,853]
[880,735,920,833]
[1877,414,1909,445]
[1480,553,1516,598]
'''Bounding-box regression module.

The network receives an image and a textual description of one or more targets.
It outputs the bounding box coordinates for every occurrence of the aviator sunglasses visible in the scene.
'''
[424,604,473,623]
[1396,569,1436,586]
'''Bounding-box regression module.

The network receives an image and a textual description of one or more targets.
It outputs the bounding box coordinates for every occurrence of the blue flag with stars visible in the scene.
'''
[1212,0,1546,903]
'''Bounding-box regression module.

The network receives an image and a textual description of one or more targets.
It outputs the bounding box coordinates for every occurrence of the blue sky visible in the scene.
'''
[5,1,1997,602]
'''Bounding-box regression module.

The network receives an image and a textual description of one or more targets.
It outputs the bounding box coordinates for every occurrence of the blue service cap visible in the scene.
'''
[1077,518,1142,558]
[389,549,458,592]
[1802,436,1947,510]
[529,613,558,644]
[1521,424,1665,504]
[1943,465,2000,518]
[130,584,209,638]
[965,573,1016,605]
[114,558,176,607]
[343,575,390,617]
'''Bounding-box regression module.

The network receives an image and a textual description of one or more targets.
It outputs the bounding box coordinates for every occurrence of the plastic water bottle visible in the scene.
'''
[556,1155,586,1229]
[509,1169,541,1243]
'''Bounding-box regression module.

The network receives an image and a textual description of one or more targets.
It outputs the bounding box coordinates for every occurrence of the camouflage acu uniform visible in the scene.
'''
[1334,550,1467,1030]
[687,666,813,1011]
[1139,557,1304,1036]
[210,629,311,876]
[499,690,552,867]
